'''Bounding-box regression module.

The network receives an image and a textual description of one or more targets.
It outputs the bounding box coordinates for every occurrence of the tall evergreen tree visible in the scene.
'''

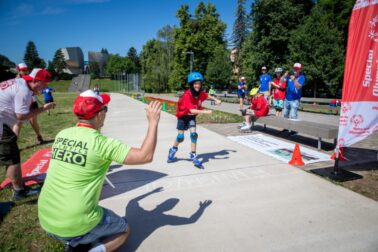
[101,48,109,54]
[127,47,140,73]
[231,0,248,49]
[51,49,67,79]
[23,41,46,69]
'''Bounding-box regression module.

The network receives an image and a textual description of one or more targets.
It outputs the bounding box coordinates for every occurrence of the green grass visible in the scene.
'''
[48,80,72,92]
[90,78,121,92]
[0,92,78,252]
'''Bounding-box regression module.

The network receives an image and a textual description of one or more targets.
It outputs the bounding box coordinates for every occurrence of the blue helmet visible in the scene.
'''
[187,72,204,84]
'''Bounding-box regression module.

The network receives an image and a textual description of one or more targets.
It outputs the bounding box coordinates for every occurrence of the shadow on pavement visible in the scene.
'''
[19,139,54,151]
[197,149,236,164]
[101,169,167,200]
[121,187,212,251]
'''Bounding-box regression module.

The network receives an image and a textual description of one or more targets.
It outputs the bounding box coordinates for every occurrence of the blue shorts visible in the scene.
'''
[48,208,128,247]
[273,99,284,110]
[177,115,196,131]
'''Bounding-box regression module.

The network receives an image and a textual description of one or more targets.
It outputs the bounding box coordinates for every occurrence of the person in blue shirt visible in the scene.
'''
[259,66,272,100]
[41,86,55,115]
[283,62,305,120]
[237,76,247,110]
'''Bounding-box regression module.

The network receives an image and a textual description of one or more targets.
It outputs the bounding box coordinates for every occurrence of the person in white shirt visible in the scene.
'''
[0,68,55,200]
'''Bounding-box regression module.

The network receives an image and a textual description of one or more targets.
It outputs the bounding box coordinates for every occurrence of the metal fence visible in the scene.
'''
[113,73,142,92]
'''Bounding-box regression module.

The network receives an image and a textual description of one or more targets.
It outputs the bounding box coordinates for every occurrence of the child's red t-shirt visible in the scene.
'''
[273,78,286,100]
[176,89,208,118]
[250,95,269,117]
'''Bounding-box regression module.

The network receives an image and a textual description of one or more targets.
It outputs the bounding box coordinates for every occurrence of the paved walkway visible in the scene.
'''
[100,93,378,252]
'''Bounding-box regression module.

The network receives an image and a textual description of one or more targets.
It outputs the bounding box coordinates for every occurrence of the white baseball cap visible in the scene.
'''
[17,63,28,71]
[294,63,302,70]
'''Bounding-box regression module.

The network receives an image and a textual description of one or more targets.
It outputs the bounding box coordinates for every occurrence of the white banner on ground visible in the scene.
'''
[228,134,330,164]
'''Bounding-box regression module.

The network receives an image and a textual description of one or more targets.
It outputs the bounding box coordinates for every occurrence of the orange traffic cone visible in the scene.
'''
[289,144,305,166]
[330,147,347,161]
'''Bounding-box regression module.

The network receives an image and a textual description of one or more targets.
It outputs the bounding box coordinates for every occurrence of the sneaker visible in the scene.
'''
[238,121,247,128]
[12,186,41,201]
[37,135,44,144]
[167,147,177,163]
[240,124,251,131]
[189,153,202,168]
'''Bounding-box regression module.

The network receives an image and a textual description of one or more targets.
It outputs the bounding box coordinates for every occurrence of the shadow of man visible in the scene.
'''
[122,187,212,251]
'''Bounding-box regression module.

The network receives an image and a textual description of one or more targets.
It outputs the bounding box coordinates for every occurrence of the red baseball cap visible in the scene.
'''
[17,63,28,71]
[23,68,52,82]
[293,63,302,70]
[73,90,111,119]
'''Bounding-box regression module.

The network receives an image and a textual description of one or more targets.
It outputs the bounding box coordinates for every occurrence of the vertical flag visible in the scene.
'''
[337,0,378,147]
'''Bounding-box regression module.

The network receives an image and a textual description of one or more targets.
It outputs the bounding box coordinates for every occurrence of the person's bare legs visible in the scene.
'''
[29,115,41,137]
[239,98,244,110]
[189,127,197,153]
[173,130,184,148]
[12,122,22,137]
[102,229,130,252]
[6,164,23,190]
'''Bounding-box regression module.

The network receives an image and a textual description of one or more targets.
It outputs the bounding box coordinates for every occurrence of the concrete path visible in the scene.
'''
[100,93,378,252]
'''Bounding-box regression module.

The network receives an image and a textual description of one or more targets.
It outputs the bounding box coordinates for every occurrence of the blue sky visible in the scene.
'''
[0,0,252,64]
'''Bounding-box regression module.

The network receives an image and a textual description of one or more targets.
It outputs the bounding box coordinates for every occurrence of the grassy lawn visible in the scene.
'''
[0,92,77,252]
[48,80,72,92]
[90,78,120,92]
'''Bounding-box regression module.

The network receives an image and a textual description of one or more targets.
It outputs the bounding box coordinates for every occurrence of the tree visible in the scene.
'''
[169,2,227,90]
[51,49,67,79]
[206,46,232,90]
[140,39,160,92]
[47,60,56,79]
[231,0,248,49]
[101,48,109,54]
[89,62,100,79]
[288,0,353,96]
[127,47,140,73]
[239,0,314,83]
[0,54,16,81]
[106,54,135,75]
[23,41,46,69]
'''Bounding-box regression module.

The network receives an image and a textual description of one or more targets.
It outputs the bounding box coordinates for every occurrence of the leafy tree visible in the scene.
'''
[51,49,67,79]
[23,41,46,69]
[231,0,248,49]
[206,46,232,90]
[127,47,140,73]
[288,0,353,96]
[89,62,100,79]
[239,0,314,83]
[169,2,227,90]
[140,39,160,92]
[106,54,135,75]
[0,54,16,81]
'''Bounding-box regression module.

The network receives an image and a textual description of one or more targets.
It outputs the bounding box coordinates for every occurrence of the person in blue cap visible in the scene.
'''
[167,72,221,168]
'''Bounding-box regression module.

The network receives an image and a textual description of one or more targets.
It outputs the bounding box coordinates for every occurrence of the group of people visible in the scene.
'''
[237,63,306,131]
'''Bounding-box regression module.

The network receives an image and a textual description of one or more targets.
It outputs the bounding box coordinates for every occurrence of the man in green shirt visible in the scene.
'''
[208,84,217,105]
[38,90,161,252]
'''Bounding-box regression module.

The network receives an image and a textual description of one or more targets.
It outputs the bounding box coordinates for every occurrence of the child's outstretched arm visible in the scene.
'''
[207,96,222,105]
[190,109,212,115]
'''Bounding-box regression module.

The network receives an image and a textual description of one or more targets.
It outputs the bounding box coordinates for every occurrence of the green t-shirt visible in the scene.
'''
[38,126,130,237]
[209,88,216,95]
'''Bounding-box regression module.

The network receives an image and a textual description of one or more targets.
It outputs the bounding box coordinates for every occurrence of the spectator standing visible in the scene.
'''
[41,86,55,115]
[237,76,247,111]
[208,85,216,105]
[259,66,272,100]
[270,67,286,117]
[283,63,305,120]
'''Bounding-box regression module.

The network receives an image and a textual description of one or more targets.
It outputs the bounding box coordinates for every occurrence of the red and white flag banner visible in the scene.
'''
[338,0,378,147]
[0,148,51,189]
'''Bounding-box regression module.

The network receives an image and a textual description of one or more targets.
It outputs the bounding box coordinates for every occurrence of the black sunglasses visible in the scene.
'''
[100,106,108,113]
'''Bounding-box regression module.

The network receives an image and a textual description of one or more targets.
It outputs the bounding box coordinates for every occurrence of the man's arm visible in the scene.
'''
[123,101,161,165]
[16,102,56,121]
[189,109,212,115]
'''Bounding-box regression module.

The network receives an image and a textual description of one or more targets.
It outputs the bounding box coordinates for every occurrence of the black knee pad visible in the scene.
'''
[190,132,198,143]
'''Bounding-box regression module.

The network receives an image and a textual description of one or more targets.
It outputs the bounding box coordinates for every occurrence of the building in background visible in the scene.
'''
[61,47,84,75]
[88,51,109,76]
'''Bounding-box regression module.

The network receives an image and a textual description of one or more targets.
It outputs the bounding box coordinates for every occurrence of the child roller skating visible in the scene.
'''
[167,72,221,168]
